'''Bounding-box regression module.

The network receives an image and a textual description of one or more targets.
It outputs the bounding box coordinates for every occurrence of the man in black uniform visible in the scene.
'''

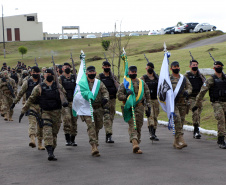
[15,61,23,77]
[140,62,160,141]
[1,63,8,71]
[59,62,78,146]
[96,61,119,143]
[10,68,20,87]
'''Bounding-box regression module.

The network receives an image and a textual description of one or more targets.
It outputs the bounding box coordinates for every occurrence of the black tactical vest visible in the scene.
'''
[16,66,23,73]
[187,72,204,97]
[209,74,226,102]
[39,82,61,111]
[60,75,76,102]
[143,75,158,100]
[99,73,117,99]
[26,79,40,104]
[11,73,18,83]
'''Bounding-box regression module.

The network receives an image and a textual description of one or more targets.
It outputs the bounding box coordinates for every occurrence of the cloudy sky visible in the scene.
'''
[1,0,225,33]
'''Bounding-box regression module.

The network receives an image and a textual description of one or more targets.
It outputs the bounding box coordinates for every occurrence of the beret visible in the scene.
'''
[147,62,154,68]
[87,66,96,72]
[102,61,111,66]
[214,61,224,66]
[171,61,180,67]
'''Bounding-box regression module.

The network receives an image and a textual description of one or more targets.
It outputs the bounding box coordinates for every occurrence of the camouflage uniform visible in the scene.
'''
[80,80,109,146]
[14,77,44,148]
[0,72,17,121]
[21,80,65,149]
[117,78,151,144]
[170,75,192,148]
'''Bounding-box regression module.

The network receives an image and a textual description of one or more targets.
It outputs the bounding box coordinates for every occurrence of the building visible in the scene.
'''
[0,13,43,42]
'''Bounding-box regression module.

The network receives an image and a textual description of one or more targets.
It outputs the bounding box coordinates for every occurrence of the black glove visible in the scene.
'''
[101,98,108,106]
[183,91,189,98]
[19,113,24,123]
[10,103,15,110]
[145,107,151,117]
[192,106,198,112]
[62,102,68,107]
[126,90,133,98]
[2,77,6,82]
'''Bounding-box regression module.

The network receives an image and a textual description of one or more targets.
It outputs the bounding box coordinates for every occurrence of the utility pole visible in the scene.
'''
[2,5,6,58]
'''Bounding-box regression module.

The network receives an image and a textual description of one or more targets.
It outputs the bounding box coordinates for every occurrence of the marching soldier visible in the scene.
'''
[15,61,23,78]
[10,68,20,87]
[96,61,120,143]
[140,62,160,141]
[170,61,192,149]
[79,66,109,157]
[12,66,44,150]
[117,66,151,154]
[20,69,66,161]
[184,59,205,139]
[192,61,226,149]
[19,70,30,104]
[59,63,78,146]
[1,63,8,71]
[0,70,17,121]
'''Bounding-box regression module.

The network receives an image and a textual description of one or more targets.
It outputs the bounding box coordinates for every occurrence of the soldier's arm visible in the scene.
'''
[143,82,151,106]
[113,75,120,83]
[14,80,28,104]
[59,83,67,95]
[117,83,127,101]
[185,77,192,95]
[195,77,213,107]
[22,85,41,113]
[140,76,144,81]
[58,76,63,85]
[100,81,109,101]
[96,74,100,80]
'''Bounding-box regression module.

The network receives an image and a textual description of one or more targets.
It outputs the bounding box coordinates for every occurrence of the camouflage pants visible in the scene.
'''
[174,103,187,138]
[122,105,144,143]
[147,99,160,129]
[1,93,13,118]
[42,109,61,148]
[28,104,43,140]
[22,94,26,104]
[212,102,226,137]
[62,102,78,136]
[189,97,203,126]
[103,98,116,135]
[80,106,104,145]
[0,92,3,113]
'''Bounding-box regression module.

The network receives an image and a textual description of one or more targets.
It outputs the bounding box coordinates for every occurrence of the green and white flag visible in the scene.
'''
[72,51,100,117]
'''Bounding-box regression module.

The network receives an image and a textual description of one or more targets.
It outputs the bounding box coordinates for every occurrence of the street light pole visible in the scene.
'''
[2,5,6,58]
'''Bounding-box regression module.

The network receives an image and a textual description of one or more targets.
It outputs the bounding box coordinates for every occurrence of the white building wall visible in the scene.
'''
[0,13,43,42]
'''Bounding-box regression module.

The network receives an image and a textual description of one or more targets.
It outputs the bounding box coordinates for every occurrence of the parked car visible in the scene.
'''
[164,27,175,34]
[148,30,160,35]
[86,34,96,38]
[129,33,140,36]
[115,33,125,37]
[193,23,216,33]
[72,35,81,39]
[174,25,184,33]
[101,33,111,37]
[59,35,68,39]
[183,22,199,33]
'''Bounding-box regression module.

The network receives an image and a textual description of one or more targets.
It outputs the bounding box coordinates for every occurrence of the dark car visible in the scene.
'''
[183,22,199,33]
[164,27,175,34]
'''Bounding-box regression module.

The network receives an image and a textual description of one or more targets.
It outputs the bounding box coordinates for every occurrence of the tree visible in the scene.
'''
[177,21,183,26]
[101,40,110,51]
[18,46,28,59]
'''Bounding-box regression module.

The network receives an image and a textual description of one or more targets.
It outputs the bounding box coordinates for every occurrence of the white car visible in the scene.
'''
[86,34,96,38]
[59,35,68,39]
[148,30,160,35]
[129,33,139,36]
[115,33,125,37]
[174,25,184,33]
[193,23,216,33]
[72,35,81,39]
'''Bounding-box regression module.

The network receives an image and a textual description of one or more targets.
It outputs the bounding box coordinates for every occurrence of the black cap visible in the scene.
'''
[171,61,180,67]
[87,66,96,72]
[102,61,111,66]
[31,66,41,73]
[57,65,63,69]
[214,61,224,66]
[147,62,154,68]
[129,66,137,72]
[190,59,198,64]
[18,61,21,63]
[45,69,54,75]
[8,66,10,69]
[3,62,6,65]
[63,63,71,67]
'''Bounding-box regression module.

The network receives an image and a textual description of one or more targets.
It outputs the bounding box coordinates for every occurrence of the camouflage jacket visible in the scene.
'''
[117,78,151,106]
[0,77,17,97]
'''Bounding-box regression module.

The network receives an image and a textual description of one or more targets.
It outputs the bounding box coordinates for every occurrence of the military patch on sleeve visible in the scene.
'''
[203,82,207,87]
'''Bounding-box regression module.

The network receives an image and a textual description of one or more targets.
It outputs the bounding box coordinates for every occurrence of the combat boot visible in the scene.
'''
[173,135,187,149]
[218,136,226,149]
[148,126,155,140]
[91,144,100,157]
[132,139,142,154]
[106,134,114,143]
[179,135,188,148]
[38,139,45,150]
[4,113,8,121]
[193,125,201,139]
[153,128,159,141]
[65,134,71,146]
[29,135,36,148]
[70,135,77,146]
[8,116,13,121]
[45,145,57,161]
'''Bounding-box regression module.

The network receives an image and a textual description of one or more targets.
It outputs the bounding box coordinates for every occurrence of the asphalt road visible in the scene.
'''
[1,98,226,185]
[181,34,226,49]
